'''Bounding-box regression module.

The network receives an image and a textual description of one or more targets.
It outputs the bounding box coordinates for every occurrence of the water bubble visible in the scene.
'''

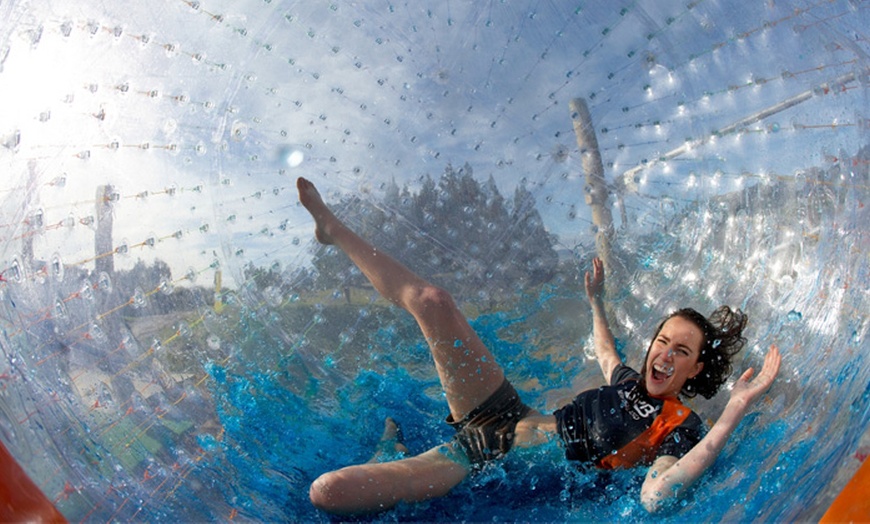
[80,280,94,302]
[786,310,802,322]
[49,253,64,282]
[97,272,112,293]
[53,299,68,320]
[159,279,174,295]
[132,287,147,308]
[231,121,248,141]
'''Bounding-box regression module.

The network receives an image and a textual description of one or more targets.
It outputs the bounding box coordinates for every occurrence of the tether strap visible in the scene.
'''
[596,397,690,470]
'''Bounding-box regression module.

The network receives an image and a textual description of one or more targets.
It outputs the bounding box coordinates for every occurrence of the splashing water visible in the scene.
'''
[0,1,867,521]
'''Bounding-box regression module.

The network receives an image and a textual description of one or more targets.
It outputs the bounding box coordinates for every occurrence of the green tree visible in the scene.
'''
[309,164,559,301]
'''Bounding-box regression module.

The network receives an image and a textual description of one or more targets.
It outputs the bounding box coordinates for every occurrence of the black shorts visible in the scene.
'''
[446,379,532,467]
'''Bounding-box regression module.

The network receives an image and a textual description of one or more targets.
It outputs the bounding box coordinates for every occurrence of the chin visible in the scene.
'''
[646,380,676,398]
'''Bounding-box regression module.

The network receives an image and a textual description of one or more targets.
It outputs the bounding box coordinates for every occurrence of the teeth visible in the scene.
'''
[654,363,674,377]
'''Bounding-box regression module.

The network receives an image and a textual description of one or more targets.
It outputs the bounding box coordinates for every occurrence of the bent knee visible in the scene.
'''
[309,471,344,512]
[412,284,456,313]
[309,469,390,515]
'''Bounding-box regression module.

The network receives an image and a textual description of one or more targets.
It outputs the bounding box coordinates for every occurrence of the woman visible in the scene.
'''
[298,177,781,515]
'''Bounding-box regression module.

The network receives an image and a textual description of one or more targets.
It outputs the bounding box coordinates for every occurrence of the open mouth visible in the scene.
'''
[652,362,674,381]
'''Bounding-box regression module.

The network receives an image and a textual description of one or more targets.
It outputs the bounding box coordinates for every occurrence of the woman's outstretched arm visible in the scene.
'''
[640,345,782,512]
[585,257,622,383]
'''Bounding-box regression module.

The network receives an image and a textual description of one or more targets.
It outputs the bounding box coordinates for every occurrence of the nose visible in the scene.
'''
[665,348,675,360]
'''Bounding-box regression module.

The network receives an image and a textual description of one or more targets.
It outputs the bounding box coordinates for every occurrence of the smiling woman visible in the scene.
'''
[645,315,707,398]
[301,176,780,515]
[643,306,748,400]
[0,0,867,522]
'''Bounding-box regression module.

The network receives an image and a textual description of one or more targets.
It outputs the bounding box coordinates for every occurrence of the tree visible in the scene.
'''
[508,183,559,286]
[309,164,559,301]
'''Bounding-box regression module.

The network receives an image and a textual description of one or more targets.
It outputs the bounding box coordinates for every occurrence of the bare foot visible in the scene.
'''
[297,177,338,245]
[367,417,409,463]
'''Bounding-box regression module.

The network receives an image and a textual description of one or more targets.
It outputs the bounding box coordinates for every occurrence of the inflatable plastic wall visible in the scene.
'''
[0,1,867,521]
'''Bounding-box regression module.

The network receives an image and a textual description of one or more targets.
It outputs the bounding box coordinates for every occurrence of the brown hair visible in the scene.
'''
[641,306,748,399]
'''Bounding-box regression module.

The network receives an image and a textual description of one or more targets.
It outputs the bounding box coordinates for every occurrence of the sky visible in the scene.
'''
[0,0,866,287]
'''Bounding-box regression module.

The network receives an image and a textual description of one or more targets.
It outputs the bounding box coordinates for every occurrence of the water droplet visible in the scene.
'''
[132,287,147,308]
[159,279,174,295]
[50,254,64,282]
[97,272,112,293]
[53,300,68,320]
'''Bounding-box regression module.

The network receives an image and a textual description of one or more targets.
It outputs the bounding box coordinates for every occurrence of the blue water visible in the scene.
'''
[0,0,868,521]
[216,178,868,522]
[200,273,868,522]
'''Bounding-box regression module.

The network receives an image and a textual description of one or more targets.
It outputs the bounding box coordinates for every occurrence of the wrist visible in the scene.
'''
[723,397,750,420]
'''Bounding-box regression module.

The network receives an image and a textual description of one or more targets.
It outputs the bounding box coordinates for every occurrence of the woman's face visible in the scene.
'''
[644,316,705,398]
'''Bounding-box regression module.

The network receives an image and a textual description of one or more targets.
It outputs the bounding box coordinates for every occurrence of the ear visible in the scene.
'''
[688,361,704,379]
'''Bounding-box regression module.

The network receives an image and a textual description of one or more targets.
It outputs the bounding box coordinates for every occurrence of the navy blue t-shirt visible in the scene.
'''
[553,364,704,465]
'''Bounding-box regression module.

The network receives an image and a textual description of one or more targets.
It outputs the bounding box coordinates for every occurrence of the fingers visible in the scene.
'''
[594,257,604,278]
[586,258,604,287]
[732,346,782,408]
[760,345,782,381]
[743,345,781,397]
[738,367,755,384]
[767,344,781,367]
[585,258,603,297]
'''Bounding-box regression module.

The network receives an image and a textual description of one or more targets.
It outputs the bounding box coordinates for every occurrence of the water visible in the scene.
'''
[0,0,868,521]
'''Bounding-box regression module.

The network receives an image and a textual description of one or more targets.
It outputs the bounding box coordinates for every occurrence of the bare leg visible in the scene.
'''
[367,417,410,463]
[297,177,504,420]
[309,443,469,515]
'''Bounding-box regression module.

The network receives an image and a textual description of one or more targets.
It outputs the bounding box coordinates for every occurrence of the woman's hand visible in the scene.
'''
[583,256,620,383]
[584,257,605,301]
[729,344,781,411]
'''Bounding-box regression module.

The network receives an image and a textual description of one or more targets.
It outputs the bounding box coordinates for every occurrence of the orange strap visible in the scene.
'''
[597,397,691,470]
[0,439,67,523]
